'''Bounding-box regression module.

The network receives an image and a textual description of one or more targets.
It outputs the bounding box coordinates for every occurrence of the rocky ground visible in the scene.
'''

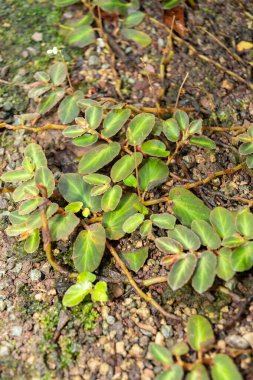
[0,0,253,379]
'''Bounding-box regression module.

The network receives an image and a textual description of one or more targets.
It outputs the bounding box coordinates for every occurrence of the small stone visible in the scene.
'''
[225,335,249,349]
[221,79,233,91]
[30,269,42,282]
[0,299,6,312]
[129,343,143,358]
[161,325,173,338]
[0,345,10,356]
[0,198,8,209]
[116,341,126,356]
[88,55,99,66]
[11,263,22,274]
[11,325,22,337]
[106,315,116,325]
[243,333,253,348]
[3,102,12,111]
[99,363,110,376]
[32,32,43,42]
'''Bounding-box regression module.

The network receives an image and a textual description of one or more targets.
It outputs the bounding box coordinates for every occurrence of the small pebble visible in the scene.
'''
[106,315,115,325]
[29,269,42,282]
[161,325,173,338]
[225,335,249,349]
[11,325,22,337]
[32,32,43,42]
[0,299,6,312]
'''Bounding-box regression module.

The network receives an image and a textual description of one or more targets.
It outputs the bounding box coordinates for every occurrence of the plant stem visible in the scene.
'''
[106,241,180,321]
[142,276,167,287]
[143,197,171,206]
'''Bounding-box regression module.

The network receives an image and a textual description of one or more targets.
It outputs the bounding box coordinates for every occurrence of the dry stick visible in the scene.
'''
[0,123,66,132]
[175,72,189,110]
[106,241,180,321]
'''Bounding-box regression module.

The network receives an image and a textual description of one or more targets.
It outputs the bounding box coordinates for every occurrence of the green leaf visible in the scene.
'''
[141,139,169,157]
[55,0,80,7]
[110,152,143,182]
[139,158,169,191]
[191,220,221,249]
[24,143,47,169]
[231,242,253,271]
[239,142,253,155]
[155,237,183,254]
[49,62,67,86]
[9,211,29,225]
[67,26,96,48]
[222,234,245,248]
[174,110,189,131]
[192,251,217,293]
[162,0,181,10]
[72,134,98,147]
[168,226,201,251]
[78,142,121,174]
[58,173,101,212]
[185,364,209,380]
[124,11,145,27]
[168,254,197,291]
[35,166,55,197]
[188,119,202,135]
[65,201,83,213]
[85,106,103,129]
[49,212,80,241]
[187,315,215,351]
[73,223,106,272]
[236,208,253,239]
[18,198,42,216]
[246,154,253,168]
[189,136,216,150]
[34,71,50,82]
[101,185,122,212]
[122,28,152,47]
[91,281,108,302]
[169,187,210,226]
[62,281,92,307]
[90,183,110,196]
[72,12,94,27]
[150,213,176,229]
[122,213,144,233]
[1,170,32,183]
[77,99,100,109]
[96,0,128,15]
[163,118,181,142]
[62,125,85,138]
[122,247,148,272]
[5,223,29,237]
[157,366,184,380]
[102,193,140,239]
[28,84,51,99]
[58,95,79,124]
[102,109,131,137]
[83,174,111,185]
[38,89,65,114]
[216,247,235,281]
[24,229,40,253]
[211,354,243,380]
[149,343,173,365]
[22,157,35,173]
[127,113,155,146]
[140,220,152,237]
[210,207,236,238]
[12,179,39,202]
[77,271,96,283]
[171,342,189,356]
[123,174,137,188]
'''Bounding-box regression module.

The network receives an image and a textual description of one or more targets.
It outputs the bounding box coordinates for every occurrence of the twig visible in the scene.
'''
[175,72,189,109]
[143,197,171,206]
[106,241,180,320]
[0,123,65,132]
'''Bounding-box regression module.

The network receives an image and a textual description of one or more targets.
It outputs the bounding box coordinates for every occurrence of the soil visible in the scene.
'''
[0,1,253,379]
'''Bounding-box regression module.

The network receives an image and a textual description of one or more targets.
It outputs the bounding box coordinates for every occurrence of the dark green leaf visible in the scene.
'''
[192,251,217,293]
[122,28,152,47]
[49,212,80,241]
[28,84,51,99]
[111,152,143,182]
[168,225,201,251]
[150,213,176,229]
[58,95,79,124]
[246,154,253,168]
[210,207,236,238]
[122,213,144,233]
[168,254,197,291]
[49,62,67,86]
[102,109,131,137]
[38,89,65,114]
[122,247,148,272]
[96,0,128,15]
[18,198,42,216]
[188,119,202,135]
[211,354,243,380]
[157,366,184,380]
[55,0,80,6]
[171,342,189,356]
[101,185,122,212]
[83,173,111,185]
[141,139,170,157]
[162,0,180,10]
[185,364,209,380]
[72,134,98,147]
[216,247,235,281]
[239,142,253,155]
[236,208,253,239]
[139,158,169,191]
[124,11,145,27]
[231,242,253,271]
[85,106,103,129]
[140,220,152,237]
[127,113,155,146]
[155,237,183,254]
[24,143,47,170]
[191,220,221,249]
[174,110,189,131]
[189,136,216,150]
[34,71,50,82]
[62,125,86,138]
[67,26,96,48]
[149,343,173,365]
[163,118,180,142]
[35,166,55,197]
[187,315,215,351]
[1,170,32,183]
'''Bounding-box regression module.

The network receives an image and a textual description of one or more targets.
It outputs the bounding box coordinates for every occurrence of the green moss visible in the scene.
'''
[18,284,47,318]
[72,302,99,330]
[59,335,80,369]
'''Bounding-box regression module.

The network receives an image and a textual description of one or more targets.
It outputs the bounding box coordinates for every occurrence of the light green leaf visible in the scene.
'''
[102,109,131,137]
[83,174,111,185]
[24,143,47,169]
[72,12,94,27]
[85,106,103,129]
[122,247,148,272]
[24,229,40,253]
[140,220,152,237]
[58,173,101,212]
[141,139,170,157]
[55,0,80,7]
[12,180,39,202]
[162,0,181,10]
[67,25,96,48]
[49,62,67,86]
[34,71,50,82]
[72,134,98,147]
[122,213,144,233]
[222,234,245,248]
[211,354,243,380]
[77,271,96,283]
[78,142,121,174]
[163,118,181,142]
[35,166,55,197]
[187,315,215,351]
[28,84,51,99]
[58,95,79,124]
[18,198,42,216]
[139,158,169,191]
[188,119,202,135]
[185,364,209,380]
[5,223,29,237]
[48,212,80,241]
[77,98,100,109]
[122,28,152,47]
[171,342,189,356]
[127,113,155,146]
[91,281,108,302]
[216,247,235,281]
[62,125,85,138]
[155,237,183,254]
[174,110,189,131]
[169,187,210,226]
[231,242,253,271]
[65,201,83,213]
[191,220,221,249]
[239,142,253,155]
[149,343,173,366]
[150,213,176,229]
[73,223,106,272]
[96,0,128,15]
[102,193,140,239]
[189,136,216,150]
[1,170,32,183]
[110,152,143,182]
[210,207,236,238]
[38,89,65,114]
[246,154,253,168]
[62,281,92,307]
[101,185,122,212]
[90,183,110,196]
[168,254,197,290]
[236,208,253,239]
[124,11,145,27]
[168,225,201,251]
[123,174,137,188]
[157,366,184,380]
[192,251,217,293]
[22,157,35,173]
[9,211,29,225]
